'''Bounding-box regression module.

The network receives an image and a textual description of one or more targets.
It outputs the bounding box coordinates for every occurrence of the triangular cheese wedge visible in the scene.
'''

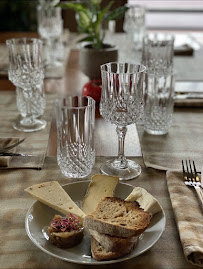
[24,181,86,220]
[125,187,162,215]
[82,174,119,215]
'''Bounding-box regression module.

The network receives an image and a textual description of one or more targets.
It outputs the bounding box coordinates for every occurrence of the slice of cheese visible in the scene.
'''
[82,174,119,215]
[24,181,86,220]
[125,187,162,215]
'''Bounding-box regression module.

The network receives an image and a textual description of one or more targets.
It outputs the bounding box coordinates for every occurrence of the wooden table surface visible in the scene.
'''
[0,32,202,269]
[0,32,141,158]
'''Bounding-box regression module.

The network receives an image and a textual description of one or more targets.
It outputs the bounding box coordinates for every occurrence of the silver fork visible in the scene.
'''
[182,160,203,206]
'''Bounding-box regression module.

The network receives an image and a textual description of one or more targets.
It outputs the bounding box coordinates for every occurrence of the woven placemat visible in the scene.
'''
[137,108,203,171]
[0,91,56,169]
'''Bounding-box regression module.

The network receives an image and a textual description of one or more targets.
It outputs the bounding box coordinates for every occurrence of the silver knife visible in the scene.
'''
[0,152,33,157]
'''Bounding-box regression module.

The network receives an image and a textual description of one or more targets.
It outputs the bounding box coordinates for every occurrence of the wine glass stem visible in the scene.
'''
[22,88,35,125]
[116,126,128,168]
[47,37,55,64]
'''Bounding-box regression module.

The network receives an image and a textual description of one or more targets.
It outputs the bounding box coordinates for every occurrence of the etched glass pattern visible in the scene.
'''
[56,97,95,178]
[100,62,146,180]
[6,38,46,132]
[143,71,175,135]
[142,33,174,74]
[16,85,46,118]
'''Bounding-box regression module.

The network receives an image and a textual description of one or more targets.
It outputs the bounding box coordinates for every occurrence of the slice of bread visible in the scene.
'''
[24,181,86,221]
[84,197,152,238]
[91,236,137,261]
[82,174,119,215]
[88,228,138,252]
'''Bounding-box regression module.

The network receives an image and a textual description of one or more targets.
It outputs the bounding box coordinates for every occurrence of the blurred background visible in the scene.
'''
[1,0,203,32]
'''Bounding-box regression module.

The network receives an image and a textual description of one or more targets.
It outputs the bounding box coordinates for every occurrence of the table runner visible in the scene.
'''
[0,156,195,269]
[105,32,203,82]
[0,91,56,169]
[2,32,202,82]
[137,108,203,171]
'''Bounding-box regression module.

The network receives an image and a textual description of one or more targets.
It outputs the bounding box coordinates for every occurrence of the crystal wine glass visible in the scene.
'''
[37,6,63,67]
[6,38,47,132]
[100,62,146,180]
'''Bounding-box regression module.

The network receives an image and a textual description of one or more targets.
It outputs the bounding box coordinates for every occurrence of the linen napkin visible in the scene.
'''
[166,170,203,267]
[0,137,19,167]
[174,44,194,56]
[175,97,203,108]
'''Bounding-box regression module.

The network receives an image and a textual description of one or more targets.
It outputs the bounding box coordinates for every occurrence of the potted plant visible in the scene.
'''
[57,0,128,80]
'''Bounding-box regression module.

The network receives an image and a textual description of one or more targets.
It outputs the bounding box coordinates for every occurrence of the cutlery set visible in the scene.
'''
[0,138,32,157]
[182,160,203,206]
[0,152,33,157]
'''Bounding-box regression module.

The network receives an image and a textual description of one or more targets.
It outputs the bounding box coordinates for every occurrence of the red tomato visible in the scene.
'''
[82,80,102,104]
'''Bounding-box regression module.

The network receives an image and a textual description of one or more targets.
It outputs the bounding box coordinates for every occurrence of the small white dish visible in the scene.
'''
[25,181,166,265]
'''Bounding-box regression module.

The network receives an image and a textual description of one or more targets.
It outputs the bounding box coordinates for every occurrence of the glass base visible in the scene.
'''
[100,159,141,180]
[45,60,63,69]
[13,118,47,132]
[144,128,168,135]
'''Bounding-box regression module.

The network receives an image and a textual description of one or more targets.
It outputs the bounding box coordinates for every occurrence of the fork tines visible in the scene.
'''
[182,160,200,183]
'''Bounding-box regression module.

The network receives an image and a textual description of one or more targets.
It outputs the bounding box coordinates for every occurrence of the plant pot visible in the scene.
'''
[79,43,118,80]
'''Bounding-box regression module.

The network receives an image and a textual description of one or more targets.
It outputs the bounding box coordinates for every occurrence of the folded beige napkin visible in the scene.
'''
[175,97,203,107]
[166,170,203,267]
[0,137,19,167]
[174,44,194,56]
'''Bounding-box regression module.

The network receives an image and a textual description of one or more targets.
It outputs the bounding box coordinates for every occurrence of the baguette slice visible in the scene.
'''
[91,236,137,261]
[24,181,86,221]
[89,228,138,252]
[82,174,119,215]
[84,197,152,238]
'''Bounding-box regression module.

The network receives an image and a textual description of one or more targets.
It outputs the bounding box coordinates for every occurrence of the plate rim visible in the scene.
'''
[25,180,166,265]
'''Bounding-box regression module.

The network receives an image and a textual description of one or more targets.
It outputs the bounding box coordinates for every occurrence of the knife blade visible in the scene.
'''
[0,152,33,157]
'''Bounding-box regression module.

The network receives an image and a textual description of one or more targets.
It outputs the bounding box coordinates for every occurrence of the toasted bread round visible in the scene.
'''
[48,215,84,248]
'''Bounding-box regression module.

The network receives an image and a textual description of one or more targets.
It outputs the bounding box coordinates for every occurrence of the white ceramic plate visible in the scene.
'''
[25,181,166,265]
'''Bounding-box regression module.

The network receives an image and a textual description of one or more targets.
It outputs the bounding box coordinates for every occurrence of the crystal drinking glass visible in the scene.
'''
[6,38,46,132]
[142,33,174,73]
[100,62,146,180]
[123,5,146,50]
[56,96,95,178]
[37,6,63,67]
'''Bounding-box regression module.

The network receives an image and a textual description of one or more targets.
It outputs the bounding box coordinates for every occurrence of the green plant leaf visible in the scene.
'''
[90,1,113,47]
[56,1,87,12]
[89,0,101,5]
[95,2,113,31]
[58,0,128,48]
[106,5,129,21]
[97,0,114,23]
[78,35,94,43]
[78,10,91,30]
